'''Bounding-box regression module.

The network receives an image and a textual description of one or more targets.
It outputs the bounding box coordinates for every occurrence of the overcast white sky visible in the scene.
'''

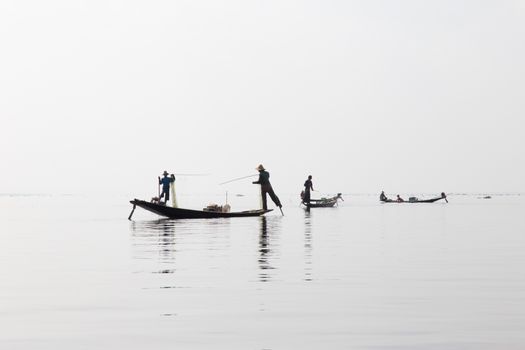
[1,0,524,196]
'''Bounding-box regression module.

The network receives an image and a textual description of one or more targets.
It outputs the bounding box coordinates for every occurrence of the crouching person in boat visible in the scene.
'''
[253,164,282,211]
[158,171,175,204]
[380,191,388,202]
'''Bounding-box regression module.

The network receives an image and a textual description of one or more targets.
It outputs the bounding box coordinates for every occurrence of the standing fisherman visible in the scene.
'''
[303,175,314,205]
[252,164,282,212]
[158,171,174,204]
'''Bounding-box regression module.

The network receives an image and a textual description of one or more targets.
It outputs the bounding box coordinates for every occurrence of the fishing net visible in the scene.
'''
[170,182,178,208]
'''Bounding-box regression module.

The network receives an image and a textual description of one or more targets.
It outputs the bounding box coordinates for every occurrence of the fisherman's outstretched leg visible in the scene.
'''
[253,164,281,211]
[268,187,282,208]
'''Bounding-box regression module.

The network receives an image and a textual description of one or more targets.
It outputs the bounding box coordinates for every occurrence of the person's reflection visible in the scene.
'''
[258,216,272,282]
[304,211,313,282]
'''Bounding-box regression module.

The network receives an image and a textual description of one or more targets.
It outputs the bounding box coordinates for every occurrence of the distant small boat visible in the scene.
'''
[129,199,272,219]
[381,193,448,204]
[302,193,343,208]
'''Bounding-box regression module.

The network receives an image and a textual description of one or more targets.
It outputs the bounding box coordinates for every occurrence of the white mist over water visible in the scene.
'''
[2,1,525,347]
[1,1,524,195]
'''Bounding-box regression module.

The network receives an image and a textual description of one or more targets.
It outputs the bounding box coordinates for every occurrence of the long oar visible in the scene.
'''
[219,174,258,185]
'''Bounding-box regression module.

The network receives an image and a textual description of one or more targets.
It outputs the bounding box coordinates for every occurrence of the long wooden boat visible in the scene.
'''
[381,193,448,204]
[302,193,343,208]
[129,199,272,219]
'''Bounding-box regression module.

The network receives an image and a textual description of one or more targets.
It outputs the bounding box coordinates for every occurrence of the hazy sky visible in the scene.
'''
[1,0,524,196]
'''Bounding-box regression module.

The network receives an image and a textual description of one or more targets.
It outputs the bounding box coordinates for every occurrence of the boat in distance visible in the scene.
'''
[302,193,343,208]
[381,192,448,203]
[129,199,272,219]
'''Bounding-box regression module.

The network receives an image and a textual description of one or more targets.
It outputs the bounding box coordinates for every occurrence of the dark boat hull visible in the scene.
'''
[307,203,337,208]
[130,199,272,219]
[305,199,338,208]
[302,194,342,208]
[381,196,447,203]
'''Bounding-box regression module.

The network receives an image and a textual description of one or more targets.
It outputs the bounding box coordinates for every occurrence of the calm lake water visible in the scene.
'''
[1,193,525,349]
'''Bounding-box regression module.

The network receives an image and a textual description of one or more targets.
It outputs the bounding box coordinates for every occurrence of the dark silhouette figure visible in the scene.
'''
[303,175,314,205]
[252,164,282,210]
[158,171,174,203]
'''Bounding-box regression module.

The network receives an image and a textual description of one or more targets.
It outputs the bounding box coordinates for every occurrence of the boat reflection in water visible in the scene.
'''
[130,219,177,266]
[130,216,283,285]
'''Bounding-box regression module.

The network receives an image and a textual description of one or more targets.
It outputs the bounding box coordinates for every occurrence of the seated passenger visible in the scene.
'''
[396,195,404,202]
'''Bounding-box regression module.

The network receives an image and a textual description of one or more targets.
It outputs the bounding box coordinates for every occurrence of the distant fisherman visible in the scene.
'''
[252,164,282,211]
[303,175,314,204]
[158,171,175,204]
[380,191,388,202]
